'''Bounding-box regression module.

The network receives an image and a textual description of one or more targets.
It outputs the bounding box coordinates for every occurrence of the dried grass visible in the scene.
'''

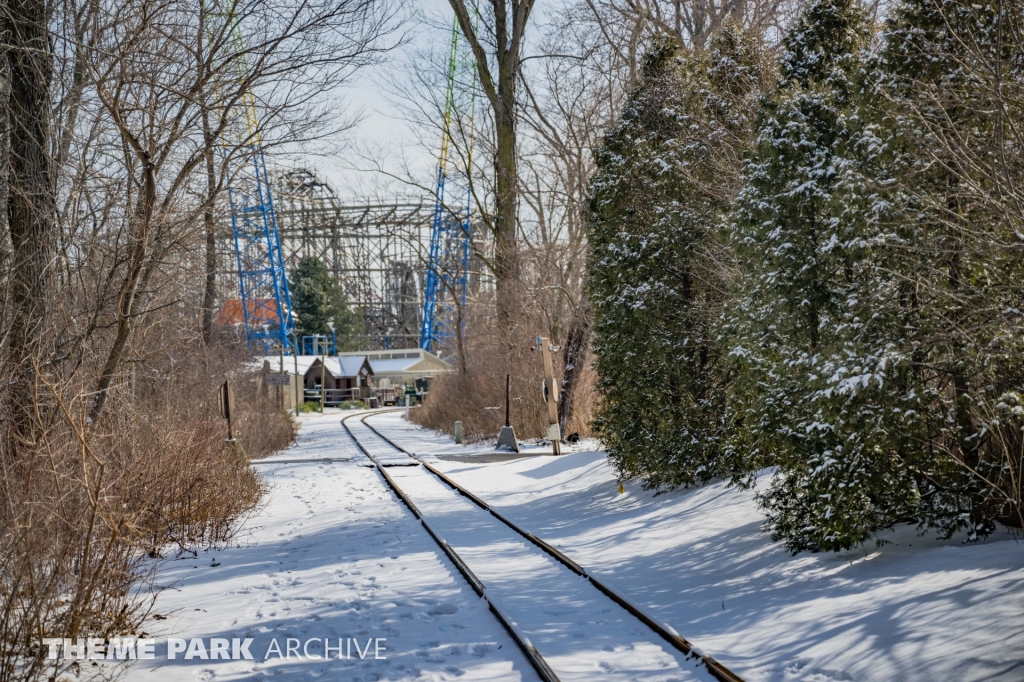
[412,306,596,443]
[0,341,293,682]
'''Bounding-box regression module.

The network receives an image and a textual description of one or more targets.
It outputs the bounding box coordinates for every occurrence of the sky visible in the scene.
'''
[305,1,562,205]
[311,0,456,203]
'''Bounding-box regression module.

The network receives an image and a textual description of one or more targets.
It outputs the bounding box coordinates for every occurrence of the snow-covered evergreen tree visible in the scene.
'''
[875,0,1024,536]
[587,34,769,490]
[728,0,932,552]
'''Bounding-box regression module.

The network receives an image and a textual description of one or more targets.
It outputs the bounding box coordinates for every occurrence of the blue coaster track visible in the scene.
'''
[420,14,474,353]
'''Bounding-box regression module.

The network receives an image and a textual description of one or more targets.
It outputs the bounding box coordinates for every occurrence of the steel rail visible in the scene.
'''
[339,412,560,682]
[357,411,746,682]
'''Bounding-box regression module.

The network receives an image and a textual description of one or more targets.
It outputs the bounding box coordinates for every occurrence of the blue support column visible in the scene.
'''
[229,145,296,354]
[420,14,474,353]
[419,171,470,352]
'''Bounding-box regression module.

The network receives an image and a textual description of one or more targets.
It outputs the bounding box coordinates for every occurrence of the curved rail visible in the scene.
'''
[357,411,746,682]
[340,411,560,682]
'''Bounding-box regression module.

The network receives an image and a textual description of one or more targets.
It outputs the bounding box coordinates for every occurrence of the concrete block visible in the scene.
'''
[496,425,520,453]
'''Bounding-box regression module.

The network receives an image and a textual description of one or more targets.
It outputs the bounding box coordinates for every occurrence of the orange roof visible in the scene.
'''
[215,299,283,327]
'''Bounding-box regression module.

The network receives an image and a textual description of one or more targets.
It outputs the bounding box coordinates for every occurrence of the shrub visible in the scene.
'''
[0,341,293,681]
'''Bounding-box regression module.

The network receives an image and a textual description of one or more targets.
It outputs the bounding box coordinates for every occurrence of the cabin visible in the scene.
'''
[303,356,374,405]
[254,348,452,407]
[337,349,452,404]
[337,349,451,384]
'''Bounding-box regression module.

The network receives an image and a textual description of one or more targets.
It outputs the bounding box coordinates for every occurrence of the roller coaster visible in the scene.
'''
[223,14,477,356]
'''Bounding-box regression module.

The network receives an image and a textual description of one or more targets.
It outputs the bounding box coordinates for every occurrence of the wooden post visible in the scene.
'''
[278,345,285,409]
[219,381,235,441]
[293,352,301,416]
[320,338,326,412]
[537,337,561,455]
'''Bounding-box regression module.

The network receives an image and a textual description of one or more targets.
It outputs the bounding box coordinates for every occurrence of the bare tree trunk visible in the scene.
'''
[89,157,157,422]
[558,300,591,436]
[0,0,11,284]
[201,108,218,345]
[7,0,56,369]
[493,104,519,357]
[449,0,536,369]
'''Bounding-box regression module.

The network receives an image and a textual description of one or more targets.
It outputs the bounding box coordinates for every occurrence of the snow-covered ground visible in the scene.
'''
[345,417,716,682]
[133,411,537,681]
[135,409,1024,682]
[360,412,1024,682]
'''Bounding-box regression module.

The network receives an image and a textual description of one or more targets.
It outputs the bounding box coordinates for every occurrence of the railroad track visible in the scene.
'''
[341,409,745,682]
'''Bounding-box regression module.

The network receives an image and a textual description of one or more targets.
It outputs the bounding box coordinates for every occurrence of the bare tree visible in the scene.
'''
[0,0,10,286]
[0,0,384,674]
[580,0,800,52]
[70,0,393,420]
[446,0,536,367]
